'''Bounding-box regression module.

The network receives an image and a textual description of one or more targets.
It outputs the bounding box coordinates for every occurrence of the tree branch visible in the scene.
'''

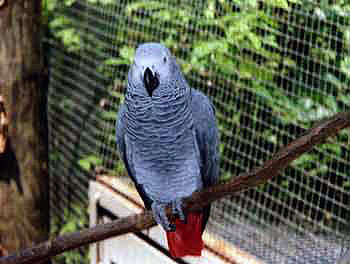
[1,112,349,264]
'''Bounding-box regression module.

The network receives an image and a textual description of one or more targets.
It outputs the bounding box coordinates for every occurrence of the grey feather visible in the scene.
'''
[191,89,220,187]
[115,103,126,164]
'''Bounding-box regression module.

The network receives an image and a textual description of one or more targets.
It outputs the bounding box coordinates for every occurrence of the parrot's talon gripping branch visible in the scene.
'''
[152,201,175,232]
[171,198,186,223]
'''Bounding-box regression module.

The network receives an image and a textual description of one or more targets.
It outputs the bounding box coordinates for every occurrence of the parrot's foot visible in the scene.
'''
[171,198,186,223]
[151,198,186,232]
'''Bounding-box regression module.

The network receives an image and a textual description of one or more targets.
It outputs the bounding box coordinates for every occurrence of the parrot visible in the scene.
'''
[115,43,220,258]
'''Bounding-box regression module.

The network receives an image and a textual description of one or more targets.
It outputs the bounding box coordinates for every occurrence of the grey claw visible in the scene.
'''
[152,201,173,231]
[172,198,186,223]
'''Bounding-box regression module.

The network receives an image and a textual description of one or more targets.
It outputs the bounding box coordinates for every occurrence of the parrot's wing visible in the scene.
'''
[191,89,220,188]
[116,103,153,209]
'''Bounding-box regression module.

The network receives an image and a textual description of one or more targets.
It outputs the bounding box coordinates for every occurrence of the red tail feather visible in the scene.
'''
[166,212,204,258]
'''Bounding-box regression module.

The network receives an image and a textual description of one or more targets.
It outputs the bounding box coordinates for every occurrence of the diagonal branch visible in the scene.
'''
[1,112,350,264]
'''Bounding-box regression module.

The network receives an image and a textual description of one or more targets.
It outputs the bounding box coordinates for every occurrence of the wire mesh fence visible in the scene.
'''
[45,0,350,263]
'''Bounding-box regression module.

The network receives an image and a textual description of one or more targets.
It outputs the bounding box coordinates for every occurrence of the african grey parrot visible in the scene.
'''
[116,43,220,258]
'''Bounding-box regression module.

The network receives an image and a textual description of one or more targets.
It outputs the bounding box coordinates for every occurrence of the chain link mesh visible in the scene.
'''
[46,1,350,263]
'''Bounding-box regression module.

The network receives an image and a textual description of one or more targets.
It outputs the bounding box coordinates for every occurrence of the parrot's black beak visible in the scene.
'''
[143,67,159,97]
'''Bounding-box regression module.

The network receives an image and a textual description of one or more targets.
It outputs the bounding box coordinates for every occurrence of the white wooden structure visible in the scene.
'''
[89,176,263,264]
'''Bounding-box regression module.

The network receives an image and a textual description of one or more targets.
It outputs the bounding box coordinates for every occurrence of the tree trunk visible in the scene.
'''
[0,0,49,254]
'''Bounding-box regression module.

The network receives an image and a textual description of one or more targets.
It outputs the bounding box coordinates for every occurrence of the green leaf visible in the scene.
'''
[119,46,135,64]
[109,91,125,100]
[247,32,261,50]
[78,156,102,171]
[265,0,289,9]
[103,58,130,66]
[254,86,273,100]
[191,40,228,67]
[64,0,76,6]
[262,35,279,49]
[331,4,348,17]
[226,20,250,43]
[291,154,315,168]
[126,1,167,15]
[101,110,116,121]
[78,159,91,171]
[99,0,114,4]
[325,74,342,89]
[193,41,228,58]
[114,162,126,174]
[60,221,76,234]
[88,0,114,4]
[319,143,341,156]
[281,180,289,189]
[220,172,232,182]
[204,0,216,19]
[44,0,58,12]
[309,165,328,177]
[282,58,296,68]
[339,94,350,106]
[219,143,225,155]
[55,28,82,52]
[216,54,236,75]
[265,133,278,144]
[49,16,71,29]
[325,96,339,112]
[247,0,258,8]
[344,28,350,49]
[238,61,257,79]
[341,56,350,78]
[343,180,350,189]
[153,10,172,21]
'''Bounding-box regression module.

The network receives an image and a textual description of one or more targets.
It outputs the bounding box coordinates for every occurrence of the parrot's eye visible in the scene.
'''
[163,56,167,63]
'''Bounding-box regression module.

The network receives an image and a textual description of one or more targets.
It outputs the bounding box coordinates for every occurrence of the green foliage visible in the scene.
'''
[78,155,103,171]
[51,205,89,264]
[42,0,82,52]
[114,161,126,175]
[43,0,114,52]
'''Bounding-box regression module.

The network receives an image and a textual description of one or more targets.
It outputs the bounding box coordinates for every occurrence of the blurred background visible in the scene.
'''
[42,0,350,263]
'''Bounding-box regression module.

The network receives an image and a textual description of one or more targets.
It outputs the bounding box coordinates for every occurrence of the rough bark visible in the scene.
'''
[0,0,49,254]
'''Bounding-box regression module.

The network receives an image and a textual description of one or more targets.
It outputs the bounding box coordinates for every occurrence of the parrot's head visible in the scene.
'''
[127,43,187,98]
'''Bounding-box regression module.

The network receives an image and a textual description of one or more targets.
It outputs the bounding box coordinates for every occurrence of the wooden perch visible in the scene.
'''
[0,96,8,154]
[1,111,349,264]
